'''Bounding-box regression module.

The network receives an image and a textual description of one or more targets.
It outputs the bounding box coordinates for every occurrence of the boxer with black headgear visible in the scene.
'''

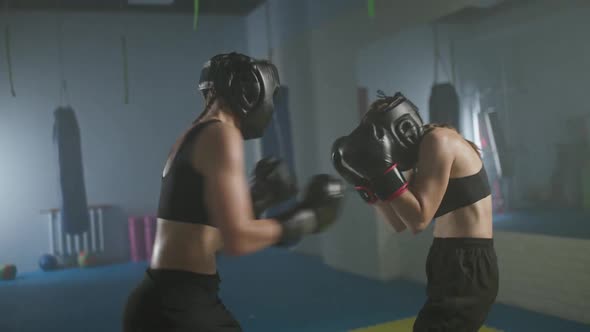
[123,52,344,332]
[332,90,498,332]
[361,91,424,171]
[198,52,280,139]
[332,91,424,204]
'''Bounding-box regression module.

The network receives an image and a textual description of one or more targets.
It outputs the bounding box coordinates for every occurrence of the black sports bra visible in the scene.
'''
[157,120,220,226]
[434,166,491,218]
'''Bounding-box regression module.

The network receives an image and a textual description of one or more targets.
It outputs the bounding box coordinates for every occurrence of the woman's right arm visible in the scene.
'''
[374,201,407,232]
[195,123,283,256]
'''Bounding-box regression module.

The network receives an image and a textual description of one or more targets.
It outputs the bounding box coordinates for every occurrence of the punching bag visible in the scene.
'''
[429,82,460,131]
[53,106,90,235]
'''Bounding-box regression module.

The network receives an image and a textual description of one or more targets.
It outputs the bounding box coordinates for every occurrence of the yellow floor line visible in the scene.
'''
[349,316,503,332]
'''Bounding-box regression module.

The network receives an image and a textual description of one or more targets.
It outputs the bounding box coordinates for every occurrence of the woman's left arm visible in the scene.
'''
[389,131,454,234]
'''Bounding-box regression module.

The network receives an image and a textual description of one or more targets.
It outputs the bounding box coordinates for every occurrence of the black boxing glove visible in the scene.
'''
[250,157,298,218]
[274,174,344,247]
[332,126,378,204]
[332,123,408,202]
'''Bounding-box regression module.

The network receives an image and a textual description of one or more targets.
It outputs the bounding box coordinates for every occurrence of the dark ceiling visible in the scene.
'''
[0,0,267,15]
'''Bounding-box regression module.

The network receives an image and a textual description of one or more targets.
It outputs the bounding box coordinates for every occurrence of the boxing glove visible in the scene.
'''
[275,174,344,247]
[332,125,378,204]
[331,123,408,202]
[250,157,298,218]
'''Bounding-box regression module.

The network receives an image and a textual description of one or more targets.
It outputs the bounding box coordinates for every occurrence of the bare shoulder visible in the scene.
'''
[192,122,244,173]
[423,127,482,176]
[421,127,454,155]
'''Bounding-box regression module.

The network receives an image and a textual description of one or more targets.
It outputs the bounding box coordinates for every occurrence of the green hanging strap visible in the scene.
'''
[121,35,129,104]
[4,25,16,97]
[368,0,375,18]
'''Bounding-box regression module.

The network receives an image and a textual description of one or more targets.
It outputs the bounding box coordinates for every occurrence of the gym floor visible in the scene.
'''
[0,248,588,332]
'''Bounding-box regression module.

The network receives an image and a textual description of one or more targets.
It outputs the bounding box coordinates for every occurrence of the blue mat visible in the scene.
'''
[0,249,588,332]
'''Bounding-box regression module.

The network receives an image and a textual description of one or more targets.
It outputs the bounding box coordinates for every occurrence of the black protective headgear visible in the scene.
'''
[362,91,424,171]
[198,52,280,140]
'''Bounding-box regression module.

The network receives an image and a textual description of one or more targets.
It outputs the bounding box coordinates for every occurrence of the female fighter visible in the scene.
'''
[123,52,344,332]
[332,91,498,332]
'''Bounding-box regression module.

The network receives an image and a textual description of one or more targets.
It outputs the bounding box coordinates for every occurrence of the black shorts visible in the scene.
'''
[123,269,242,332]
[414,238,499,332]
